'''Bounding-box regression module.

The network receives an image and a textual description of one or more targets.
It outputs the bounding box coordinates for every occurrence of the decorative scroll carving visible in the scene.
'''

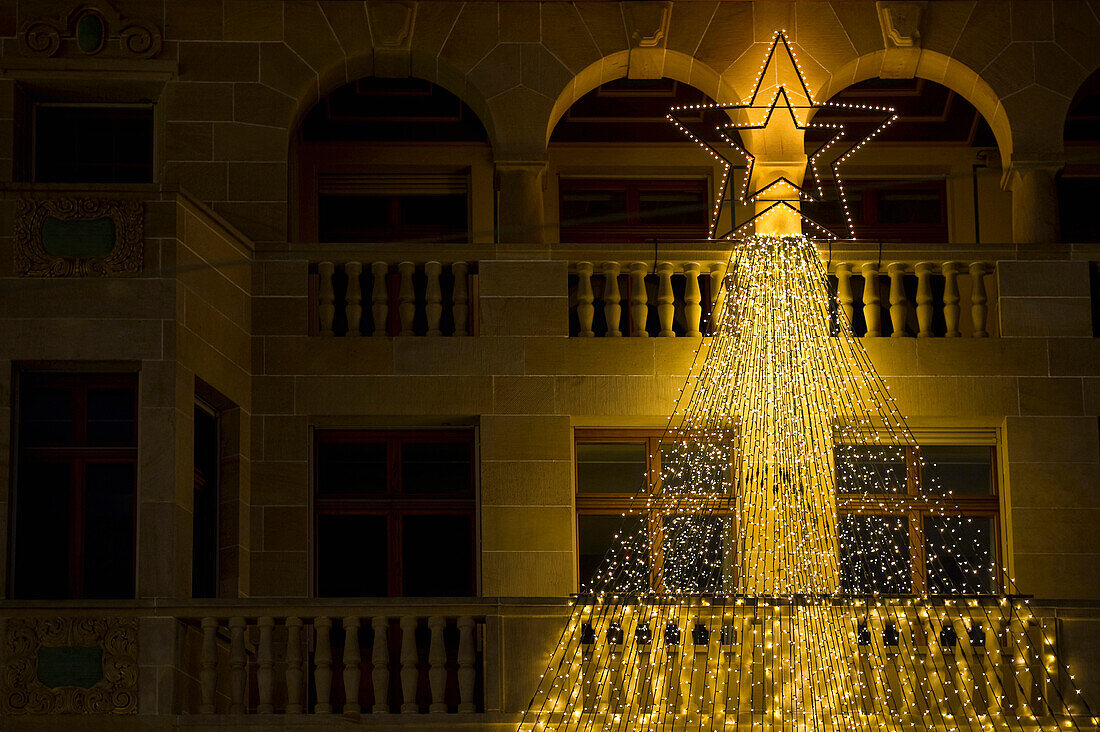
[368,1,417,77]
[14,198,144,277]
[1,617,138,715]
[19,2,162,59]
[876,1,926,78]
[624,1,671,79]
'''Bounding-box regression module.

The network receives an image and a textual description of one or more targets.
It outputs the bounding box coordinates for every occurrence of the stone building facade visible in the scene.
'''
[0,0,1098,729]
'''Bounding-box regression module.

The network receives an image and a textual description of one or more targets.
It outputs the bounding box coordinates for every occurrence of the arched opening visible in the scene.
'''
[548,77,741,244]
[1059,68,1100,243]
[805,77,1005,244]
[291,76,492,244]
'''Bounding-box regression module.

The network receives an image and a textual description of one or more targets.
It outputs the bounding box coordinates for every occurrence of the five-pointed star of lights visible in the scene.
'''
[666,31,898,240]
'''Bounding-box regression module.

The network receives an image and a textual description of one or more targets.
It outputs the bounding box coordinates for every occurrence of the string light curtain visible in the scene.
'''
[518,32,1096,732]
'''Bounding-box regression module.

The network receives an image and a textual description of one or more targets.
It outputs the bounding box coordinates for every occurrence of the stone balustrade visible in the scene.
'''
[187,611,483,716]
[568,259,729,337]
[543,596,1086,724]
[309,260,474,337]
[567,249,1003,338]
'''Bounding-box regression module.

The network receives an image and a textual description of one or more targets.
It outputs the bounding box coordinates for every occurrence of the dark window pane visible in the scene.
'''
[659,440,732,495]
[578,514,648,593]
[397,194,467,233]
[835,445,908,494]
[13,460,72,599]
[561,189,628,226]
[637,189,707,226]
[576,443,646,494]
[86,387,136,444]
[925,515,996,594]
[1059,178,1100,243]
[317,514,388,596]
[661,515,730,594]
[921,446,992,496]
[401,515,474,596]
[876,190,943,224]
[839,514,911,594]
[193,407,219,599]
[82,462,135,598]
[35,106,153,183]
[20,386,73,444]
[317,440,388,495]
[318,196,391,242]
[401,441,472,495]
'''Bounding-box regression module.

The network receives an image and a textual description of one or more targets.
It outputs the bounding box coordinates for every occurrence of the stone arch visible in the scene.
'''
[813,50,1013,167]
[545,49,740,146]
[289,49,499,152]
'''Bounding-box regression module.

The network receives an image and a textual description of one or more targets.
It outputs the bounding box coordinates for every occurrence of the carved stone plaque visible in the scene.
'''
[14,198,143,277]
[1,617,138,715]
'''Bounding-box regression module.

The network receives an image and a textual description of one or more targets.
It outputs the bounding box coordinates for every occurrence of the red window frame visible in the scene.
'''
[11,372,138,599]
[559,178,710,243]
[313,429,476,597]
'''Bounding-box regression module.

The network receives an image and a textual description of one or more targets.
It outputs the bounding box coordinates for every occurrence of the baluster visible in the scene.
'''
[286,617,304,714]
[1000,614,1018,714]
[861,262,881,336]
[857,616,874,713]
[942,260,962,337]
[371,262,389,337]
[400,616,419,713]
[228,617,247,714]
[887,262,908,337]
[629,262,649,336]
[344,616,361,716]
[575,261,595,337]
[371,617,390,713]
[398,262,416,336]
[581,629,598,713]
[912,611,930,716]
[683,262,702,337]
[425,261,443,336]
[882,616,903,713]
[914,262,935,337]
[452,262,469,336]
[457,616,476,713]
[636,627,654,713]
[317,262,335,336]
[344,262,363,336]
[835,262,855,333]
[315,617,333,714]
[428,616,447,713]
[199,617,218,714]
[656,261,675,337]
[709,262,728,331]
[602,262,622,337]
[969,261,991,337]
[257,616,275,713]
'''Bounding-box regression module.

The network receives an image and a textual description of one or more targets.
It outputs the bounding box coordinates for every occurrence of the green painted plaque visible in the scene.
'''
[36,645,103,689]
[41,216,116,257]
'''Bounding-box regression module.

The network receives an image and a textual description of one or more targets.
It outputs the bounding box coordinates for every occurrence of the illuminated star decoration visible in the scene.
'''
[667,30,898,240]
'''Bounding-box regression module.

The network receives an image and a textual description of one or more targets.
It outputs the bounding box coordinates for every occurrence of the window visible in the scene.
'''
[835,443,999,595]
[34,105,154,183]
[11,372,137,599]
[1058,177,1100,243]
[314,430,476,597]
[575,431,736,594]
[802,179,948,242]
[192,403,219,598]
[317,173,469,243]
[559,179,710,243]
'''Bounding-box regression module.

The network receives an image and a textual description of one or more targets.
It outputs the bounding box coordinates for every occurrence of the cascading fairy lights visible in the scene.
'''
[519,31,1096,732]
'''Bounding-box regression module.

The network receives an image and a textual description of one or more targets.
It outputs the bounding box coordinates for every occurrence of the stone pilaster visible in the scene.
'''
[495,161,547,245]
[1004,160,1063,245]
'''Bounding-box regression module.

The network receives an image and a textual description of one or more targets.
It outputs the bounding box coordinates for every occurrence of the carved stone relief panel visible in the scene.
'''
[1,617,138,715]
[14,198,144,277]
[19,2,162,59]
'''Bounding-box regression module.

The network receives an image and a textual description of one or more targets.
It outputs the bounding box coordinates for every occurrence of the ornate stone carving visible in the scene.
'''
[369,1,417,77]
[19,2,162,59]
[624,1,671,79]
[14,198,144,277]
[1,617,138,715]
[876,1,926,78]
